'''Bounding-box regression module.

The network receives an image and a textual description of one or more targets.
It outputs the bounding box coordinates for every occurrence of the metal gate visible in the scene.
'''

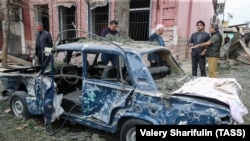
[129,0,150,41]
[91,0,150,41]
[58,3,76,39]
[91,4,109,36]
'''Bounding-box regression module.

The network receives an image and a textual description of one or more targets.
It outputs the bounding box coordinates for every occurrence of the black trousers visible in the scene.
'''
[36,48,48,65]
[191,56,206,77]
[36,48,43,65]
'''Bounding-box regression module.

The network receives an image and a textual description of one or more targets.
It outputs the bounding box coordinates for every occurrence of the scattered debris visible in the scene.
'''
[16,124,28,130]
[0,52,31,66]
[0,52,32,73]
[4,108,10,113]
[221,39,250,65]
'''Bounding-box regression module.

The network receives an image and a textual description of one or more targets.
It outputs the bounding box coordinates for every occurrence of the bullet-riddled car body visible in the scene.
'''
[0,31,247,141]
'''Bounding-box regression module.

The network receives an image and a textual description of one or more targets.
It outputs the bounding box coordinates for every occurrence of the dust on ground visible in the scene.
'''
[0,58,250,141]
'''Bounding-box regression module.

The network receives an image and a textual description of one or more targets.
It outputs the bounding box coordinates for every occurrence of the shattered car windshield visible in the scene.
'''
[141,50,191,96]
[54,51,82,65]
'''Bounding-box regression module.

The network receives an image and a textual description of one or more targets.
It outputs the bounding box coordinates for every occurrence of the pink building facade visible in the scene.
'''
[0,0,217,60]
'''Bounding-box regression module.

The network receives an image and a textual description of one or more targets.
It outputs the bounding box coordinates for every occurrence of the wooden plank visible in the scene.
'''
[239,39,250,56]
[0,52,31,66]
[236,55,250,65]
[233,40,250,65]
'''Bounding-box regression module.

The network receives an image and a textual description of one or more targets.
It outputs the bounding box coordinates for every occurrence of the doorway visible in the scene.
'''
[58,3,76,39]
[35,5,50,32]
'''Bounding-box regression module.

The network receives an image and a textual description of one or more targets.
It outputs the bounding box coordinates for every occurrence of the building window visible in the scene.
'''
[129,0,150,41]
[91,4,109,36]
[34,5,50,32]
[58,3,76,39]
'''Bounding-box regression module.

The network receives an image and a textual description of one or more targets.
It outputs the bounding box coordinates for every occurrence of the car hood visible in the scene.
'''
[155,74,192,97]
[156,76,248,124]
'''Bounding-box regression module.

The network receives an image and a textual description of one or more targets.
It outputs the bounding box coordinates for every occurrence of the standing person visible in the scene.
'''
[188,20,210,77]
[244,33,250,47]
[192,23,223,78]
[35,22,53,65]
[101,20,119,66]
[148,24,165,67]
[224,34,230,45]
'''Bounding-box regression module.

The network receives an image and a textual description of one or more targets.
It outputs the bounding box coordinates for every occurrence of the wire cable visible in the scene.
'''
[46,103,81,136]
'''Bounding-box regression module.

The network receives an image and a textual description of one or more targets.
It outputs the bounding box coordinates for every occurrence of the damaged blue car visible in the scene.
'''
[0,30,247,141]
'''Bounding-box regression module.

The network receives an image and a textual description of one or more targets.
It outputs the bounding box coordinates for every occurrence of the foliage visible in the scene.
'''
[105,34,134,43]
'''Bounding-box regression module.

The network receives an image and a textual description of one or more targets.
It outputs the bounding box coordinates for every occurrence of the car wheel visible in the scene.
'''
[120,118,151,141]
[10,91,30,118]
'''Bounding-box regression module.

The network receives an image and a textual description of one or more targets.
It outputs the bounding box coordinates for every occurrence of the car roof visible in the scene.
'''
[55,39,171,55]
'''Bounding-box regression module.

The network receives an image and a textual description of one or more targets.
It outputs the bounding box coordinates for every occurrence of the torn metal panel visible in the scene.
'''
[83,82,133,123]
[0,73,36,95]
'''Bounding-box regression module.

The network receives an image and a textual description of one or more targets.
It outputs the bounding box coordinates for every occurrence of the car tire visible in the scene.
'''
[120,118,151,141]
[10,91,30,118]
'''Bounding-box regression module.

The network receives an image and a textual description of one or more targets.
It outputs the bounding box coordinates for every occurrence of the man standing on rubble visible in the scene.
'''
[192,23,223,78]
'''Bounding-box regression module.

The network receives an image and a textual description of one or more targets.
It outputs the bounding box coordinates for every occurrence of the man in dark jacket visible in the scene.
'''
[192,23,223,78]
[148,24,165,67]
[188,20,210,77]
[101,20,119,67]
[35,22,53,65]
[224,34,230,45]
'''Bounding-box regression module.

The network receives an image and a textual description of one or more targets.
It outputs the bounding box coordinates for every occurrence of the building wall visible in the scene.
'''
[0,11,3,50]
[0,29,2,50]
[110,0,116,20]
[184,0,214,35]
[26,0,117,51]
[14,0,215,60]
[28,0,88,46]
[21,1,32,50]
[175,0,215,38]
[149,0,215,60]
[174,0,215,60]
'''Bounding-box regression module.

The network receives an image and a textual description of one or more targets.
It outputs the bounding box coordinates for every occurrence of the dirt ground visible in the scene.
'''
[0,58,249,140]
